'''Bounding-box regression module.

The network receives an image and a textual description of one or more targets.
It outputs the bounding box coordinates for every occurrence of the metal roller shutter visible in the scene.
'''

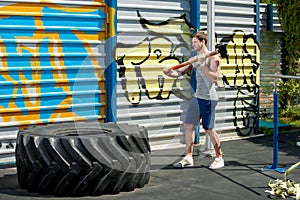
[0,0,108,163]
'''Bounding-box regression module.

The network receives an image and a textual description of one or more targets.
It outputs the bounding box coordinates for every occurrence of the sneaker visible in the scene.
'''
[173,156,194,168]
[209,157,224,169]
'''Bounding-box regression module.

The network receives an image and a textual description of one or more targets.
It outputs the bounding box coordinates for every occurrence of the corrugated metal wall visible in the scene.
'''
[200,0,260,136]
[115,0,261,149]
[200,0,257,35]
[260,4,282,32]
[115,0,192,148]
[0,0,109,163]
[272,5,282,32]
[259,4,283,117]
[0,0,276,161]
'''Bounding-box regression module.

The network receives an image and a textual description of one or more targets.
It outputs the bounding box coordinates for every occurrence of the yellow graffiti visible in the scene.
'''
[221,31,260,86]
[116,12,193,104]
[15,16,71,92]
[40,0,106,13]
[141,18,191,46]
[0,1,110,125]
[48,97,77,123]
[73,30,105,82]
[107,6,116,38]
[0,38,12,82]
[0,1,103,18]
[219,31,260,136]
[0,1,114,40]
[0,37,32,124]
[116,37,178,104]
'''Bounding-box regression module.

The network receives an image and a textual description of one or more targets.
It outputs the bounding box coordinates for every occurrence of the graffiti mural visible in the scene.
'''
[115,12,196,105]
[115,12,260,136]
[0,1,113,127]
[219,30,260,136]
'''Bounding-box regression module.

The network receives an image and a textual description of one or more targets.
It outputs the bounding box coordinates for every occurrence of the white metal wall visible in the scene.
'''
[260,4,282,32]
[201,0,257,36]
[200,0,260,136]
[115,0,191,148]
[272,5,282,32]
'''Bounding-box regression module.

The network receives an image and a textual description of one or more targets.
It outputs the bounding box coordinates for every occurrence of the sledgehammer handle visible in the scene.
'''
[170,50,219,70]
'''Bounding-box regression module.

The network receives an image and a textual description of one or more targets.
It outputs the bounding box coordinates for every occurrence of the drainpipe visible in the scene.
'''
[205,0,215,150]
[207,0,215,52]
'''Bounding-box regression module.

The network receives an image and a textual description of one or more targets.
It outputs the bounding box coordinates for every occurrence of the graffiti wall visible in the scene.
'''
[116,12,194,105]
[116,9,195,143]
[0,0,114,157]
[219,31,260,136]
[116,8,260,143]
[0,0,261,159]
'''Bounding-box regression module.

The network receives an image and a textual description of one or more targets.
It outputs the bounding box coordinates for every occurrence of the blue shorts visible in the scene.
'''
[184,97,218,129]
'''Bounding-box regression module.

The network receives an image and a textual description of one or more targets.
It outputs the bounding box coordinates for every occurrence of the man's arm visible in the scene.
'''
[163,60,193,78]
[201,56,221,83]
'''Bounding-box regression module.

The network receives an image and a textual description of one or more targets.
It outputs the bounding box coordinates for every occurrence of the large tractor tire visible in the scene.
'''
[15,122,151,196]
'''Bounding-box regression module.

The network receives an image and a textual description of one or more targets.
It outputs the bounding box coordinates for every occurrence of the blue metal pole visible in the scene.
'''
[190,0,200,94]
[105,0,117,122]
[255,0,260,44]
[267,4,274,32]
[272,90,279,169]
[191,0,200,144]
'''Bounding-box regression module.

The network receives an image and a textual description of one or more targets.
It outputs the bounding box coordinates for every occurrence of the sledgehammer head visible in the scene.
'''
[215,43,227,58]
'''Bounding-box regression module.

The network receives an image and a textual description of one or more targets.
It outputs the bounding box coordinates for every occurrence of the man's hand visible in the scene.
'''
[199,56,221,83]
[162,68,171,76]
[162,68,182,77]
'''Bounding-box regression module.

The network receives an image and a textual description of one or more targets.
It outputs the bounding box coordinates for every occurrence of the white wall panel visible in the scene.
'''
[200,0,257,37]
[116,0,191,147]
[201,0,260,137]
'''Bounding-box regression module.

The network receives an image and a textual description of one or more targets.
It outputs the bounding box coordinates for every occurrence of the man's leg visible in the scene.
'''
[173,123,195,168]
[173,97,199,168]
[184,123,195,157]
[206,128,222,157]
[206,128,224,169]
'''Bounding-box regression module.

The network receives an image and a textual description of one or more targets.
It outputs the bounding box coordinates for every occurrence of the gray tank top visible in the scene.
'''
[192,57,218,101]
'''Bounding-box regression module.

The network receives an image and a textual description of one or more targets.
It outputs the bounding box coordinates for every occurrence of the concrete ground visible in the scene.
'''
[0,130,299,200]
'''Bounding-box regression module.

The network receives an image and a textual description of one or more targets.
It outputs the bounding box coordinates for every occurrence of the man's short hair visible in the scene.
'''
[192,32,207,44]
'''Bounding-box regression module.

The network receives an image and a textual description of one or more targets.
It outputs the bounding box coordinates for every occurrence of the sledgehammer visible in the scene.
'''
[169,43,227,70]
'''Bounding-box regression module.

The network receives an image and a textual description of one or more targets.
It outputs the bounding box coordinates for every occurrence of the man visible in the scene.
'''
[163,32,224,169]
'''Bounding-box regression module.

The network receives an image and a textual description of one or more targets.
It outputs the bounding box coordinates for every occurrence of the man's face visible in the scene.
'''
[192,37,204,51]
